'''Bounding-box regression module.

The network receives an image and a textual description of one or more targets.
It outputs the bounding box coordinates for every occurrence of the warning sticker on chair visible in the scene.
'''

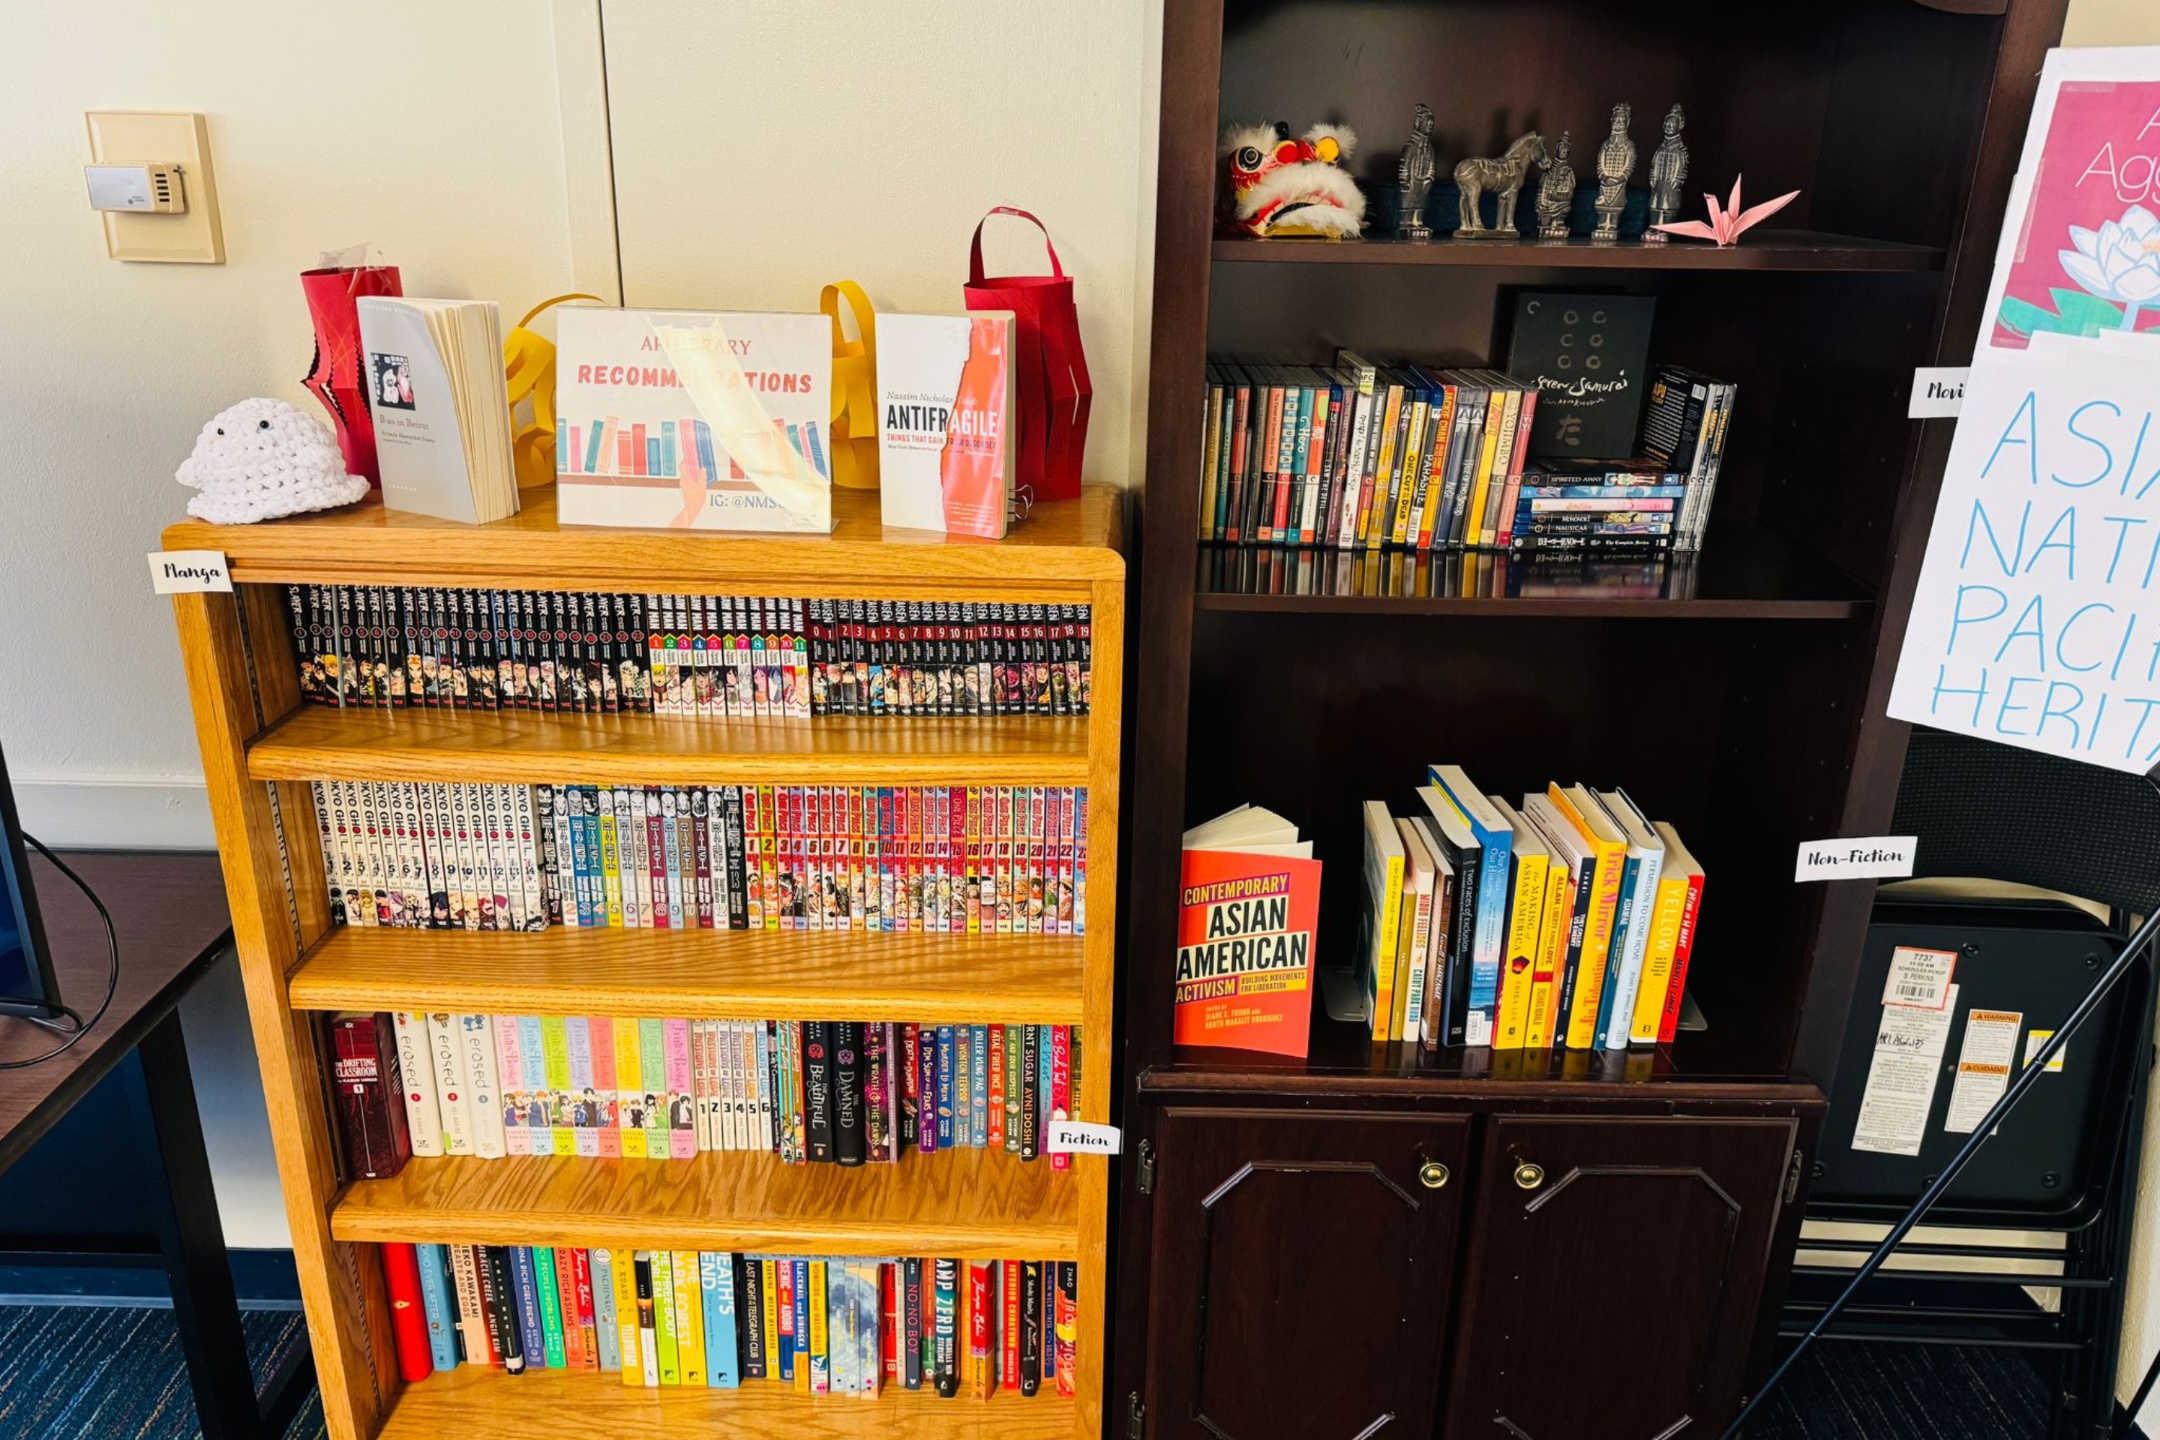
[1945,1008,2023,1135]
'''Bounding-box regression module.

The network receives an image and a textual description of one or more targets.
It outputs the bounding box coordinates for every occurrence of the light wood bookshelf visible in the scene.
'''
[163,485,1124,1440]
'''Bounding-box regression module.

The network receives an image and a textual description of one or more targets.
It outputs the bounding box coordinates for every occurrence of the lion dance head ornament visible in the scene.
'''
[1220,122,1365,239]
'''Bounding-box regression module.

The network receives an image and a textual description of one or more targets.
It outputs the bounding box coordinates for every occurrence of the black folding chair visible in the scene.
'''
[1781,728,2160,1440]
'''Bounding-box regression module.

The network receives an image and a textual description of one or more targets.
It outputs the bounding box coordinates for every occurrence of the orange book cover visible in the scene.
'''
[1174,848,1322,1057]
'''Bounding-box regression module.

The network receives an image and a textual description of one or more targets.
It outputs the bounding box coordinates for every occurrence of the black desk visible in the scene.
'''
[0,849,310,1440]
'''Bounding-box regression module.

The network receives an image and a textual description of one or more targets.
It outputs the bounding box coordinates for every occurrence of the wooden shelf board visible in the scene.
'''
[246,705,1091,786]
[331,1148,1078,1258]
[1211,228,1944,272]
[161,484,1124,591]
[287,924,1085,1024]
[1192,518,1873,620]
[382,1362,1074,1439]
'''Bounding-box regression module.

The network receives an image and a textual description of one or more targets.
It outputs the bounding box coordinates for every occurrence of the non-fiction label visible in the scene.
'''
[1883,946,1957,1011]
[1907,367,1969,418]
[1945,1008,2023,1134]
[1044,1121,1121,1156]
[148,549,233,593]
[1796,836,1918,882]
[1852,984,1959,1157]
[2023,1029,2067,1074]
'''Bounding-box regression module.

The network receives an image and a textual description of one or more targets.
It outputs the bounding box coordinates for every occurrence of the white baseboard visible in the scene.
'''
[9,774,215,850]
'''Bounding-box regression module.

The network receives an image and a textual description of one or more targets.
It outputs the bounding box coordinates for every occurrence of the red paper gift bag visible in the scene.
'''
[964,207,1092,505]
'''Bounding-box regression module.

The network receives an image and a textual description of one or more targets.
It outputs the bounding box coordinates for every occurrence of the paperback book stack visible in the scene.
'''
[327,1011,1080,1180]
[311,781,1087,937]
[1351,765,1704,1052]
[284,585,1091,718]
[1196,351,1736,556]
[380,1242,1077,1399]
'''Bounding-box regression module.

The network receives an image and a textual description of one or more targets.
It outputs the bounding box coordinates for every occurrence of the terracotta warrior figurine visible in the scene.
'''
[1644,104,1688,243]
[1397,103,1437,240]
[1536,130,1577,238]
[1593,102,1636,241]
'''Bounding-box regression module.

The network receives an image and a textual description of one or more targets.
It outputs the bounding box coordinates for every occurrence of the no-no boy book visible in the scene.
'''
[554,308,832,533]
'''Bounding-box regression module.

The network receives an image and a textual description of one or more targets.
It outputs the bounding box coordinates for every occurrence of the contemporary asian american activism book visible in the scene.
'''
[878,312,1018,538]
[554,308,833,533]
[1175,806,1320,1057]
[356,297,520,525]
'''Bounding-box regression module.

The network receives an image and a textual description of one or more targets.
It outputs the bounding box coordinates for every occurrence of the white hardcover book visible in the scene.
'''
[390,1011,445,1156]
[458,1014,506,1159]
[426,1012,476,1155]
[1395,818,1436,1043]
[555,307,834,533]
[878,312,1016,538]
[1594,789,1667,1051]
[357,297,518,525]
[514,785,546,932]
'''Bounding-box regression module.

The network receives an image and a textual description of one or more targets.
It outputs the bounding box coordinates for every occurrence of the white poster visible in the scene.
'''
[1887,333,2160,773]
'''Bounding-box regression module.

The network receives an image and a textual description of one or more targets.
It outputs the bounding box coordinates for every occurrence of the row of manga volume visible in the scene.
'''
[312,782,1089,937]
[1197,353,1735,554]
[383,1242,1078,1399]
[1357,765,1704,1053]
[285,586,1090,718]
[327,1011,1081,1180]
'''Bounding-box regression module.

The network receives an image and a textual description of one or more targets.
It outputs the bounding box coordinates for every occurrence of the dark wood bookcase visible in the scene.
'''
[1116,1,2070,1435]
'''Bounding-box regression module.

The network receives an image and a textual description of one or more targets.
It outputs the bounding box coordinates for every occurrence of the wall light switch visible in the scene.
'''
[84,112,223,263]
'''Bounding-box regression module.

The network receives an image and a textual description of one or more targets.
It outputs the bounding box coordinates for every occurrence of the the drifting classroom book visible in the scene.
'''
[554,308,833,533]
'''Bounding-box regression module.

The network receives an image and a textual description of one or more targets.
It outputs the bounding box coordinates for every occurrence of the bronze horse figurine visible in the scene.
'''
[1455,131,1548,237]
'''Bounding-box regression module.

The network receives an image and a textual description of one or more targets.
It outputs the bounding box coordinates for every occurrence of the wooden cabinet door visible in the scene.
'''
[1443,1115,1799,1440]
[1142,1107,1471,1440]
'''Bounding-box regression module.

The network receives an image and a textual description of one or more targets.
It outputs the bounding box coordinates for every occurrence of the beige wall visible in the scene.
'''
[0,0,579,1246]
[595,0,1160,494]
[2065,0,2160,47]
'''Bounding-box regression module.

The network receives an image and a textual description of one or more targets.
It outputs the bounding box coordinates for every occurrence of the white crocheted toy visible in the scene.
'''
[176,398,371,524]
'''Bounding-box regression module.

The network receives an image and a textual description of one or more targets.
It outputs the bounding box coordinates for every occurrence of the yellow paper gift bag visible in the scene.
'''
[504,292,605,490]
[822,280,879,489]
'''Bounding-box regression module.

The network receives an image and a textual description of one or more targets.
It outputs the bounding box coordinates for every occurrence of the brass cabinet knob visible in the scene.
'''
[1417,1160,1450,1190]
[1513,1161,1546,1190]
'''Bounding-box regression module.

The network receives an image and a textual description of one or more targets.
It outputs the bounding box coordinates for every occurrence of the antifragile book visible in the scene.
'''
[877,312,1017,538]
[555,307,833,533]
[1173,806,1320,1057]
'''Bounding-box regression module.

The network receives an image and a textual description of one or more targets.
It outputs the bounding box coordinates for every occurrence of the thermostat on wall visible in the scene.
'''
[85,163,187,213]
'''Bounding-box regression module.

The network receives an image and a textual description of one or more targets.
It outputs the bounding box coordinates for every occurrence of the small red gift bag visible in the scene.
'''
[964,207,1092,505]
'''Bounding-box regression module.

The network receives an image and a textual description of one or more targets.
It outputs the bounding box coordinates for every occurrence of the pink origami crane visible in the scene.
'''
[1653,176,1800,246]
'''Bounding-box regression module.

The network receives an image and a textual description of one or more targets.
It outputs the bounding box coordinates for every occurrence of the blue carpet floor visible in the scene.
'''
[0,1299,2057,1440]
[0,1306,321,1440]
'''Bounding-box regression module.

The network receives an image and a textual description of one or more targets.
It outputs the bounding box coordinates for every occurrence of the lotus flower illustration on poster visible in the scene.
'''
[1983,54,2160,353]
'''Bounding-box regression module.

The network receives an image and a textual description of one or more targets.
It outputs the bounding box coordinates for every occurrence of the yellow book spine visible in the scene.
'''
[1630,875,1692,1045]
[1414,389,1456,549]
[614,1017,646,1159]
[671,1250,704,1387]
[650,1250,680,1385]
[1550,787,1626,1050]
[612,1247,641,1387]
[1494,854,1547,1050]
[1366,389,1404,548]
[1199,387,1223,535]
[1392,886,1420,1042]
[1390,402,1425,544]
[1524,862,1572,1050]
[807,1261,829,1395]
[1477,390,1510,545]
[1370,852,1404,1042]
[759,1260,780,1385]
